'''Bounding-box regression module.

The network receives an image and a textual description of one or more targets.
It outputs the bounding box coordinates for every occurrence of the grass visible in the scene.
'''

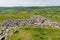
[0,12,30,22]
[7,27,60,40]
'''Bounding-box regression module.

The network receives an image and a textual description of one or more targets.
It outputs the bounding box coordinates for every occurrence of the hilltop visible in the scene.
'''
[0,15,60,40]
[0,6,60,40]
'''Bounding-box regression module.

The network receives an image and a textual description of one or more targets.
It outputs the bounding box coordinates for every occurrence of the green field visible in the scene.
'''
[0,12,30,22]
[7,27,60,40]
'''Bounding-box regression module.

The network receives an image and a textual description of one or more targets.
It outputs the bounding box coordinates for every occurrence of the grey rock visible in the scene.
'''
[1,15,60,28]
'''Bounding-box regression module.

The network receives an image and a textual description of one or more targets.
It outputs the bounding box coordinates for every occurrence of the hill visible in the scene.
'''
[0,6,60,40]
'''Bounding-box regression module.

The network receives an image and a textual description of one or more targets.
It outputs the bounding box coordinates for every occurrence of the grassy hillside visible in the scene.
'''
[7,27,60,40]
[0,6,60,22]
[0,11,30,22]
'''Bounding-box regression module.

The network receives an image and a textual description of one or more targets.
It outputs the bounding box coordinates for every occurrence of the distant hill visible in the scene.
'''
[0,6,60,12]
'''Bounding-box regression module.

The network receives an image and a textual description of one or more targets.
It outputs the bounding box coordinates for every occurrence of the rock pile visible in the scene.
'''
[0,15,60,40]
[2,15,60,28]
[0,29,12,40]
[1,15,60,28]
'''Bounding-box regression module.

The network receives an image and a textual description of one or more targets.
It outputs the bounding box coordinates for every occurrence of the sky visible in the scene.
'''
[0,0,60,7]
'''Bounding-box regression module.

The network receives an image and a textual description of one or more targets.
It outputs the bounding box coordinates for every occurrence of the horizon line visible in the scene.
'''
[0,5,60,7]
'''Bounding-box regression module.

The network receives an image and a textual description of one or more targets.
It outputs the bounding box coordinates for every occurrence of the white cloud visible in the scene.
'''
[0,0,60,7]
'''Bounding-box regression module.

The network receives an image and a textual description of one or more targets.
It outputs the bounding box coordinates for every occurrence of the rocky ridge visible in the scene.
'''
[1,15,60,28]
[0,15,60,40]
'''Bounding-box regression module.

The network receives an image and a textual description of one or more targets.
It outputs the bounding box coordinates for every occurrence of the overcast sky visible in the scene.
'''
[0,0,60,7]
